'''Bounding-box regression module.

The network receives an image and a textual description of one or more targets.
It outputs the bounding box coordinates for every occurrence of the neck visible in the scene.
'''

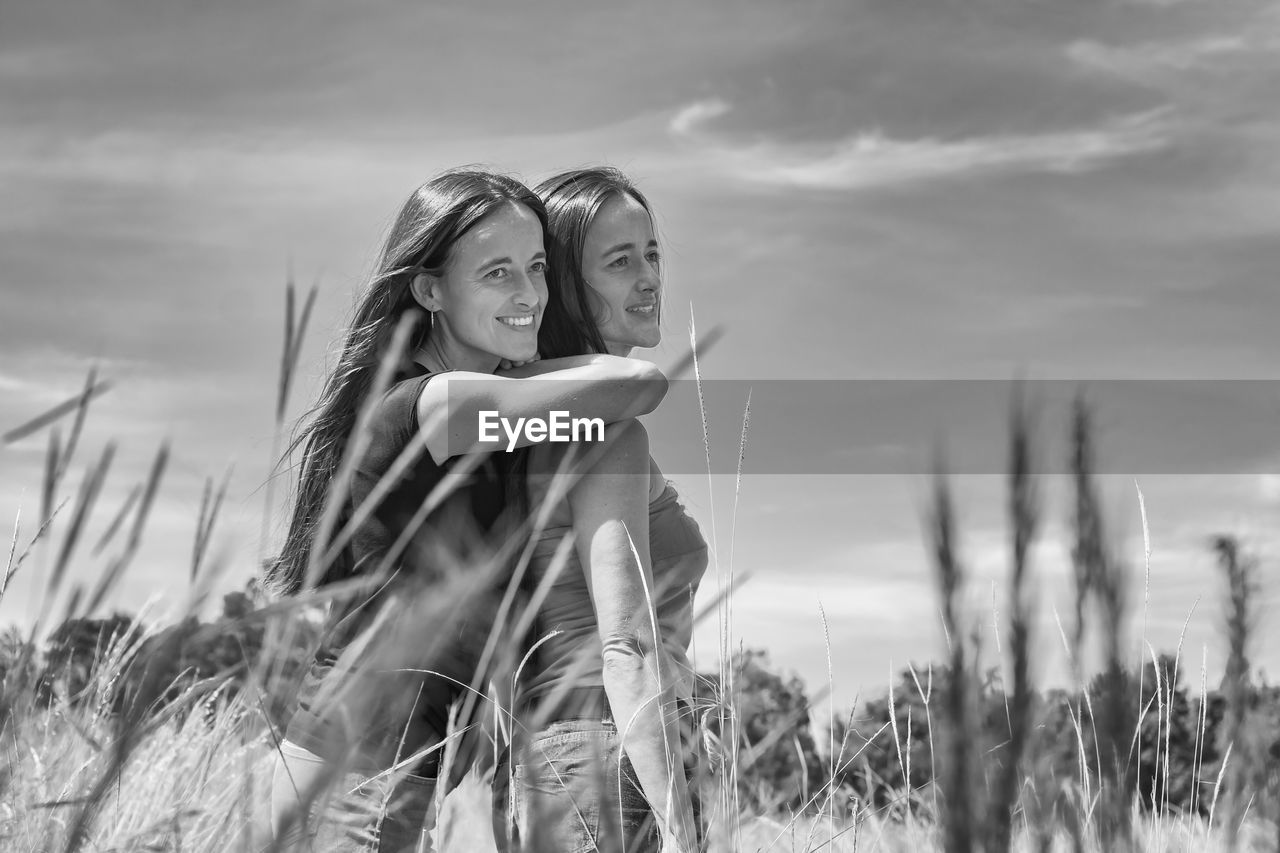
[416,329,500,375]
[604,340,633,358]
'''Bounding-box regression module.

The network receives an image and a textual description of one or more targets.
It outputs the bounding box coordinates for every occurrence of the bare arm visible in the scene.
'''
[416,355,667,464]
[565,420,696,851]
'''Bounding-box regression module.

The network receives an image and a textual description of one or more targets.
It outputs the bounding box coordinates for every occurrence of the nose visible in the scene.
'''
[512,270,541,311]
[638,265,660,293]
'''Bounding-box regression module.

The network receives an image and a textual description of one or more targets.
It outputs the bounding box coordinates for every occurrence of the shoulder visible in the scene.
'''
[414,369,500,425]
[378,372,435,433]
[351,372,437,469]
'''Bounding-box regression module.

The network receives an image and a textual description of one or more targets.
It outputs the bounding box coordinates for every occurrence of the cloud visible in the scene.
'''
[1066,2,1280,82]
[671,99,1176,191]
[1067,34,1274,78]
[668,98,731,137]
[0,128,402,201]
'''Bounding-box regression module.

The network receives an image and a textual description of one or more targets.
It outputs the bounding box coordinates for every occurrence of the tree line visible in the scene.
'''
[7,596,1277,826]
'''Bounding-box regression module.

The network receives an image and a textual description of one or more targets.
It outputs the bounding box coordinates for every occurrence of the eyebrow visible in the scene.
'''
[600,240,658,257]
[475,251,545,272]
[476,256,512,272]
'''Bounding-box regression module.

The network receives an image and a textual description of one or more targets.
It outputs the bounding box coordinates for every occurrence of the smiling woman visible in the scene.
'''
[265,167,669,852]
[493,167,707,853]
[580,190,664,353]
[406,201,547,371]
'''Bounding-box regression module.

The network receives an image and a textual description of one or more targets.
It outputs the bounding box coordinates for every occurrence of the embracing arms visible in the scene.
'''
[566,420,697,852]
[416,354,667,464]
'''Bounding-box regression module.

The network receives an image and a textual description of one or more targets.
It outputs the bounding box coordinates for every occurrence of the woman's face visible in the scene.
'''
[420,202,547,369]
[580,193,661,355]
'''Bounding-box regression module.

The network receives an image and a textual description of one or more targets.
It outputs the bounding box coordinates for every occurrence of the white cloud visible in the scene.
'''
[1067,34,1269,77]
[0,129,403,198]
[752,112,1174,190]
[669,98,1176,191]
[668,98,731,137]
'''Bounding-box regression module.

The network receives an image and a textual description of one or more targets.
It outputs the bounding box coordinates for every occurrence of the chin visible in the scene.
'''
[509,343,539,362]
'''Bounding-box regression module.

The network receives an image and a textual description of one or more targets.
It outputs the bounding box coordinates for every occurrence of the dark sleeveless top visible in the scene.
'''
[320,363,510,657]
[285,364,517,773]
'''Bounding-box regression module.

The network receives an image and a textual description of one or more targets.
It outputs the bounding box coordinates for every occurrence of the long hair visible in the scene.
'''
[534,167,655,359]
[269,168,548,595]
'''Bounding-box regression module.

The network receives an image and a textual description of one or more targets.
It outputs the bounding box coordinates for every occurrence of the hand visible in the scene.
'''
[498,353,542,371]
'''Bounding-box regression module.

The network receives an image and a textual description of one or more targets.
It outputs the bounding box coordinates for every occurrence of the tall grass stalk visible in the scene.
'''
[906,663,936,808]
[83,442,169,619]
[1069,396,1134,850]
[925,462,974,853]
[90,483,140,557]
[2,374,114,447]
[259,278,318,568]
[689,308,740,848]
[191,467,233,585]
[1133,480,1151,812]
[3,500,68,601]
[1210,534,1257,852]
[985,389,1040,853]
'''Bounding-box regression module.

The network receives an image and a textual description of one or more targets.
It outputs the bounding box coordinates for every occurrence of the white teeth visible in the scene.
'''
[498,315,534,327]
[628,304,656,314]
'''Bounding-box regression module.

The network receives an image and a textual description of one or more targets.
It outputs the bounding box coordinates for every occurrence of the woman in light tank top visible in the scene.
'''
[498,168,709,853]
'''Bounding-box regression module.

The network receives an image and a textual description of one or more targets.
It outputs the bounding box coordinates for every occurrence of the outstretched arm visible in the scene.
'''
[565,420,696,852]
[416,355,666,464]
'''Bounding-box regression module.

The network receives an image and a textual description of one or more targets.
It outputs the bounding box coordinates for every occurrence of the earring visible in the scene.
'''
[428,309,436,330]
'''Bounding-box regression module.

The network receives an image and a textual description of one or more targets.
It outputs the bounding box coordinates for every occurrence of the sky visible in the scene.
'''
[2,0,1280,711]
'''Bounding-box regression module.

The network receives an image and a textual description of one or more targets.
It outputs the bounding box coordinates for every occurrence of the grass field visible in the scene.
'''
[3,293,1278,852]
[2,694,1276,852]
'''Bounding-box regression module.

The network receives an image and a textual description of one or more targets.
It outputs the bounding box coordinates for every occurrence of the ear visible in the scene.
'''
[409,272,443,312]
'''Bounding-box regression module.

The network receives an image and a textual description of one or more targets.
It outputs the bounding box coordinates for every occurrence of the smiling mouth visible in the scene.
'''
[497,315,535,328]
[627,303,657,316]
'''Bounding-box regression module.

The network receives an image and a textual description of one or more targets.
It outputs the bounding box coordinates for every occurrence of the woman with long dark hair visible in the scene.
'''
[503,168,709,853]
[268,167,668,852]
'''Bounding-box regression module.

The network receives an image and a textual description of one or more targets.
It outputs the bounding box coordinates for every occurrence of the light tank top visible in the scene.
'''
[519,482,708,709]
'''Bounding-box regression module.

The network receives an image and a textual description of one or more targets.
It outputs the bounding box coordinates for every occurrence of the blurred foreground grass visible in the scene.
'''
[2,290,1278,851]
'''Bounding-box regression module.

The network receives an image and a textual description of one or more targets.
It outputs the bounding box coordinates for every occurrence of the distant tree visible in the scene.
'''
[117,582,271,717]
[820,650,1280,826]
[834,665,940,814]
[36,612,137,707]
[0,625,40,724]
[116,578,319,724]
[1131,653,1200,812]
[699,649,825,813]
[0,626,36,686]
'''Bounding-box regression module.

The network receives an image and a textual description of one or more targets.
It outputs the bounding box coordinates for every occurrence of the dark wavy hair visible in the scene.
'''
[534,167,656,359]
[269,168,548,595]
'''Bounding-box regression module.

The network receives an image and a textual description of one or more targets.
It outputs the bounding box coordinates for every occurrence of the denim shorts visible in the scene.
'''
[506,719,660,853]
[272,738,436,853]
